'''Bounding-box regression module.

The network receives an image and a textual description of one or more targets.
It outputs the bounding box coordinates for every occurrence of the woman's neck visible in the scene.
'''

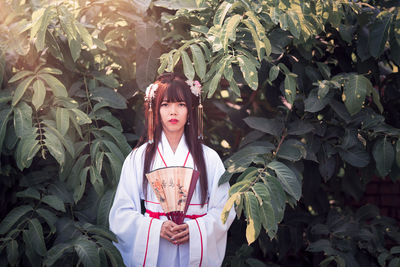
[164,130,184,153]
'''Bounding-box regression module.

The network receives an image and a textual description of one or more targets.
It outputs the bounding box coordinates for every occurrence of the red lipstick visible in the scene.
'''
[169,119,178,124]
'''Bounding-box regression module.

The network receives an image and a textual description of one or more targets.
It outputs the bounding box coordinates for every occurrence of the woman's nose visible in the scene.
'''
[169,104,177,114]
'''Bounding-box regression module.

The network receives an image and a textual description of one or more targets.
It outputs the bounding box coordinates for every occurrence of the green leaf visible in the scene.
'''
[35,7,53,51]
[75,22,93,48]
[100,126,131,156]
[7,240,19,266]
[223,14,242,52]
[44,242,74,266]
[267,161,301,201]
[373,137,394,177]
[8,70,34,83]
[39,74,68,97]
[339,146,370,168]
[74,237,100,267]
[181,50,195,81]
[37,67,63,75]
[42,195,66,212]
[269,65,279,82]
[0,205,32,235]
[343,74,369,116]
[90,166,104,196]
[83,224,117,242]
[220,144,274,185]
[0,108,12,152]
[97,190,115,227]
[136,44,161,90]
[243,117,284,137]
[15,128,39,170]
[135,21,157,50]
[95,236,124,267]
[12,76,35,106]
[28,218,47,256]
[190,44,206,80]
[391,246,400,255]
[91,87,127,110]
[16,188,40,200]
[369,12,391,58]
[287,10,300,39]
[43,123,75,158]
[389,258,400,267]
[244,192,261,245]
[44,129,65,166]
[70,108,92,125]
[266,175,286,223]
[13,101,32,138]
[74,166,89,203]
[56,107,69,136]
[221,192,239,224]
[284,74,296,105]
[214,2,233,26]
[276,139,306,162]
[36,208,57,234]
[237,55,258,90]
[371,87,384,114]
[32,79,46,110]
[207,57,227,97]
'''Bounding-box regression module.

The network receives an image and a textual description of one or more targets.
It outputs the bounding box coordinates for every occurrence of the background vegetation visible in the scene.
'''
[0,0,400,266]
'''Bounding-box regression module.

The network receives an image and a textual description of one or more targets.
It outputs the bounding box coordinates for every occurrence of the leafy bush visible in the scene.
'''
[1,0,400,266]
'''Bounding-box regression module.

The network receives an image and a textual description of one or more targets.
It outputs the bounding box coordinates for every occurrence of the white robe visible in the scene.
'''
[109,132,235,267]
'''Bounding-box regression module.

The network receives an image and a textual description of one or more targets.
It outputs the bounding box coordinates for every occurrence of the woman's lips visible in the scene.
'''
[169,119,178,124]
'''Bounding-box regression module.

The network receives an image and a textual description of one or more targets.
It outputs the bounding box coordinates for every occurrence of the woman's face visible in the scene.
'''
[159,98,188,136]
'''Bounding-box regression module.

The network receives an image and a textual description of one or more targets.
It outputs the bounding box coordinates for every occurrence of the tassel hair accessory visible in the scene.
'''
[186,80,203,140]
[145,83,158,144]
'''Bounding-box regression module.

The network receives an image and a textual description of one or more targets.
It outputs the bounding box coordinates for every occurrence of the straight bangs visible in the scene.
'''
[161,79,190,104]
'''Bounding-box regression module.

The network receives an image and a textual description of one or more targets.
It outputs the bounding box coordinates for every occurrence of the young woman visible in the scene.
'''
[109,73,235,267]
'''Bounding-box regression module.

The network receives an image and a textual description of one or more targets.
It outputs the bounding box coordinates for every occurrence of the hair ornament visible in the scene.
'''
[186,80,202,97]
[145,83,158,144]
[145,83,158,101]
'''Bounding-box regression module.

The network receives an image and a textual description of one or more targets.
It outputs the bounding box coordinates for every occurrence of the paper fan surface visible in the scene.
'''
[146,167,199,224]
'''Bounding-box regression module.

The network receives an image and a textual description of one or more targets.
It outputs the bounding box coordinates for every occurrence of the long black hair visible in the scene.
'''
[136,73,208,206]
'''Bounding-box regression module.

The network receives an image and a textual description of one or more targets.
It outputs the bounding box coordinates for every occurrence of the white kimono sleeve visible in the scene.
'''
[186,148,235,267]
[109,149,163,267]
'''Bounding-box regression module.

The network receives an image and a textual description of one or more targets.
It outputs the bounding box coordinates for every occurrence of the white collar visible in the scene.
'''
[158,131,189,167]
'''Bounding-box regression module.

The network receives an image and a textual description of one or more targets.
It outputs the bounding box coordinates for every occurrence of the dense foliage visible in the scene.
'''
[0,0,400,266]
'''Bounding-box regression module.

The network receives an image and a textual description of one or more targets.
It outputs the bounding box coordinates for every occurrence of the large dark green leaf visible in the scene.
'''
[243,117,284,137]
[91,88,127,112]
[28,218,47,256]
[44,242,74,266]
[95,236,124,267]
[12,76,35,106]
[213,1,232,26]
[0,108,12,152]
[6,240,19,266]
[276,139,306,162]
[338,146,370,168]
[42,195,66,212]
[181,50,195,81]
[44,129,65,166]
[16,188,40,200]
[0,205,32,235]
[343,74,370,116]
[136,21,158,50]
[373,137,394,177]
[32,79,46,110]
[220,144,274,185]
[13,101,32,138]
[36,208,57,234]
[267,161,301,201]
[190,44,206,80]
[136,44,161,90]
[97,190,115,227]
[39,73,68,97]
[74,237,100,267]
[369,12,391,58]
[287,120,314,135]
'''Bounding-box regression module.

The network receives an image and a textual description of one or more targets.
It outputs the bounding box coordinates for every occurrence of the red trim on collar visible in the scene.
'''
[157,146,190,167]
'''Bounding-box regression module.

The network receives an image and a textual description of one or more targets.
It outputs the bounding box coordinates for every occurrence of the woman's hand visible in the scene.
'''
[160,220,178,243]
[171,223,189,245]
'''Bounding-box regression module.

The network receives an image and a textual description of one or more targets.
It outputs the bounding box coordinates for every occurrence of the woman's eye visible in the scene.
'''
[178,103,186,107]
[161,103,168,107]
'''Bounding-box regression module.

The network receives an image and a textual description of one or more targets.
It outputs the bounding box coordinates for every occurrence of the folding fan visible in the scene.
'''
[146,167,200,224]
